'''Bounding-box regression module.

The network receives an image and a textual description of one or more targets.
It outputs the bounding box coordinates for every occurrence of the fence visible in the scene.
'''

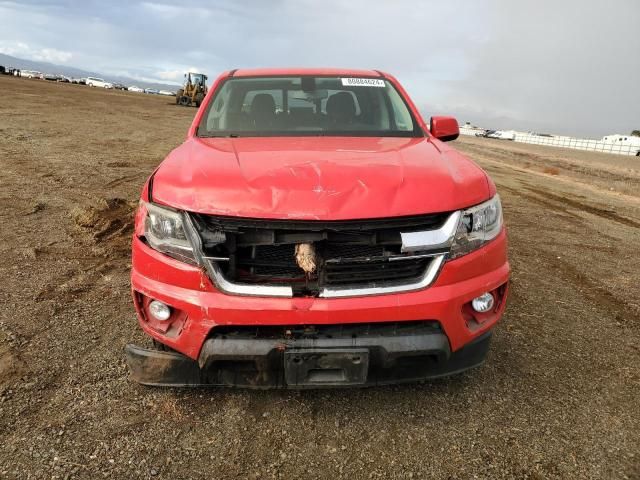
[459,126,640,157]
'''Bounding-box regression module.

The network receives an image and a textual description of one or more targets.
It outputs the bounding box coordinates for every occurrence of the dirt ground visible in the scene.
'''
[1,75,639,479]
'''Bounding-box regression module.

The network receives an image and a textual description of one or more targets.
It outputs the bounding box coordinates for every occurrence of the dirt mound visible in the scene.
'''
[0,348,23,387]
[0,326,25,387]
[71,197,136,254]
[106,160,130,168]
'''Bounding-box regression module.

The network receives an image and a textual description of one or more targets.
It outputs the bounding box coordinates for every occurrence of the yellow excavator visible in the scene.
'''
[176,72,208,107]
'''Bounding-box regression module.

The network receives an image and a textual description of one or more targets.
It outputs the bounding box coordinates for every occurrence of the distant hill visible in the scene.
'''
[0,53,179,91]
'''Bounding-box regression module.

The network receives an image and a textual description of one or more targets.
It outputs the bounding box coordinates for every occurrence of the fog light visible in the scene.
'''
[471,293,494,313]
[148,300,171,321]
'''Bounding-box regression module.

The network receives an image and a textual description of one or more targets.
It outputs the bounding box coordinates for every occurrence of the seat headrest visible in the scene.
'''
[251,93,276,116]
[326,92,356,121]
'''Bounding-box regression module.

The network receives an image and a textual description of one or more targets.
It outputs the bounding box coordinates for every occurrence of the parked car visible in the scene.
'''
[112,82,127,90]
[144,88,159,94]
[128,85,144,93]
[21,70,42,79]
[125,68,510,389]
[159,90,175,96]
[43,73,58,81]
[86,77,113,88]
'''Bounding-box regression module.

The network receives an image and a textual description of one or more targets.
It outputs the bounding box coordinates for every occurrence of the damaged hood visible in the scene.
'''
[151,136,490,220]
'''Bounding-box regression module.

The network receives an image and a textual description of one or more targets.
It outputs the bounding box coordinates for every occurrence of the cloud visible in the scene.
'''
[140,1,181,16]
[156,67,202,82]
[0,41,72,63]
[32,48,73,63]
[155,69,185,81]
[141,1,213,19]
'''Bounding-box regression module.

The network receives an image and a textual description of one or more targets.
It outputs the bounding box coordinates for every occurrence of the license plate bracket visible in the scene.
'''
[284,348,369,386]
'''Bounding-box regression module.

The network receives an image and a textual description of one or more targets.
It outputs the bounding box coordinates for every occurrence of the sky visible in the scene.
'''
[1,0,639,137]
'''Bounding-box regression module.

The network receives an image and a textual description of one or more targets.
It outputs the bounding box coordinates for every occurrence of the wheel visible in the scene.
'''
[195,93,205,108]
[179,95,191,106]
[175,89,183,104]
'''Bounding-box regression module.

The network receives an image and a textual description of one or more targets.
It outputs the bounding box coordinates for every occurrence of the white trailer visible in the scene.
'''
[602,134,640,146]
[602,134,640,155]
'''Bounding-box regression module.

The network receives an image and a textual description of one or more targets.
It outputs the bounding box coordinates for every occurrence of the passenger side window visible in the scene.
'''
[387,86,414,131]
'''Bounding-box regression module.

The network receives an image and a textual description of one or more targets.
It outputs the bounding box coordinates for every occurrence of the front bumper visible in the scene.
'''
[125,330,492,388]
[128,229,509,387]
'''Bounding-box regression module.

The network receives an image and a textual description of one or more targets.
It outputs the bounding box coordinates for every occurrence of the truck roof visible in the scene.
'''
[231,68,383,78]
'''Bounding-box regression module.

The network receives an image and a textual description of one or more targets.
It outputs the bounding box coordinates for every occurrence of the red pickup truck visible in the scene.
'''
[125,68,509,388]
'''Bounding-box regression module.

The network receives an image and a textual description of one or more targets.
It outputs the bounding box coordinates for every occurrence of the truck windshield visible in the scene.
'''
[198,76,422,137]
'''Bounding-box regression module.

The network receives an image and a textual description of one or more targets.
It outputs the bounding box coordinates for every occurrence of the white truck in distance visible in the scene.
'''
[487,130,516,140]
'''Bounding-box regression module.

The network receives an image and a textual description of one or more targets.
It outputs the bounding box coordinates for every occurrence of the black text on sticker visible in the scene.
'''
[341,78,385,87]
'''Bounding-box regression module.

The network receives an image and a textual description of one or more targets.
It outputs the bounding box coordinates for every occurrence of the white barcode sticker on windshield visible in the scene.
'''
[341,78,385,87]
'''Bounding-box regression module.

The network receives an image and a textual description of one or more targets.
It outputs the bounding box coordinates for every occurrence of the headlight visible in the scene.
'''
[142,201,196,264]
[449,195,503,259]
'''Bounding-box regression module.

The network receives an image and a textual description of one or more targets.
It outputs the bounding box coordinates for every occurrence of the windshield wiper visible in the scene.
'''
[199,133,241,138]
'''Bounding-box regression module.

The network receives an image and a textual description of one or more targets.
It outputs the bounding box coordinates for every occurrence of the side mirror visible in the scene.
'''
[429,116,460,142]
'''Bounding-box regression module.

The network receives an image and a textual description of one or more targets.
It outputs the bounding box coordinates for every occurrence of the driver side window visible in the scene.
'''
[207,83,232,130]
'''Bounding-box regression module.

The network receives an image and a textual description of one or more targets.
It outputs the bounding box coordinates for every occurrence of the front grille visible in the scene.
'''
[190,212,450,296]
[324,257,431,286]
[324,243,382,258]
[211,321,442,340]
[238,245,301,279]
[195,213,449,232]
